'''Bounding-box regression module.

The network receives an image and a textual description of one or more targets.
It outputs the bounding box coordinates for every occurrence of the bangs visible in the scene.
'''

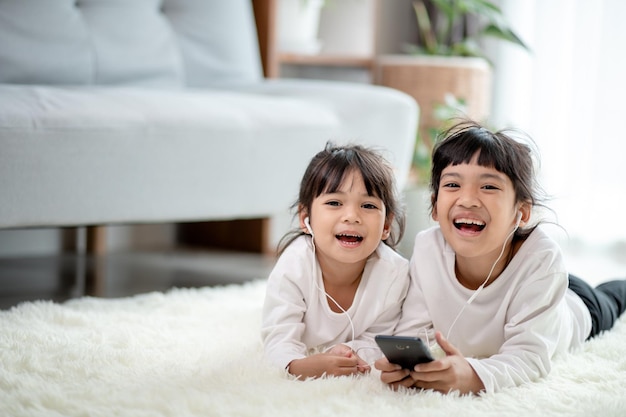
[313,150,384,199]
[436,127,520,179]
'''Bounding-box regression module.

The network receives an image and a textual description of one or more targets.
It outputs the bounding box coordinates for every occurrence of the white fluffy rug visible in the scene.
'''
[2,279,626,417]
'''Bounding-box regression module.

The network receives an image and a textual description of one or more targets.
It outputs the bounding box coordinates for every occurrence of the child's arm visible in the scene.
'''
[261,258,373,377]
[288,344,369,379]
[463,271,569,393]
[261,274,309,370]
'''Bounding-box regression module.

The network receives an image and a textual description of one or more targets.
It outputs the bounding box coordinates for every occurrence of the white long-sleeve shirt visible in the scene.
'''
[395,226,591,393]
[261,235,410,369]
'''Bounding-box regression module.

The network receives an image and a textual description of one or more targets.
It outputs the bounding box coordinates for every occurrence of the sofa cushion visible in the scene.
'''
[0,80,417,228]
[0,0,94,85]
[0,0,262,87]
[0,84,339,226]
[165,0,263,87]
[79,0,184,87]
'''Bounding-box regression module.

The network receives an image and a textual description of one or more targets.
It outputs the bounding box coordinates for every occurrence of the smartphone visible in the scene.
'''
[375,335,434,369]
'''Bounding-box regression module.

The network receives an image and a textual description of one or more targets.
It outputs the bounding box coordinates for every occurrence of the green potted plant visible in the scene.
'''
[405,0,528,60]
[377,0,529,186]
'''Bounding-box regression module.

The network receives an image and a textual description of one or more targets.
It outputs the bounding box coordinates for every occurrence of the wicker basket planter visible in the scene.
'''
[375,55,492,140]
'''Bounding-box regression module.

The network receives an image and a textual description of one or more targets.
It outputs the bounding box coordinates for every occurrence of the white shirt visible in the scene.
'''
[261,235,410,369]
[396,226,591,393]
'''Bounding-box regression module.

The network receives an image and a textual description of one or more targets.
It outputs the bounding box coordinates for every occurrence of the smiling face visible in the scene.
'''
[300,169,390,272]
[432,153,528,280]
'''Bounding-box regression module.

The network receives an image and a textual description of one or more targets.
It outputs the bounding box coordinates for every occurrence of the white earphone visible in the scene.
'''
[447,209,524,340]
[513,211,523,233]
[303,215,355,343]
[304,216,314,236]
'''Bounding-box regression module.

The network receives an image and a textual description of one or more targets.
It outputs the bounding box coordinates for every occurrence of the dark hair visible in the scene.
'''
[430,120,548,237]
[278,141,405,255]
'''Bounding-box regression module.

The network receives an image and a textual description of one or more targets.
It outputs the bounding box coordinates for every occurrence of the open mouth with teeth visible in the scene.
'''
[336,233,364,244]
[454,218,486,233]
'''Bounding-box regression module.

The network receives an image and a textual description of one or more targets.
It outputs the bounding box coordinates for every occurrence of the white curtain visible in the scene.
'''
[489,0,626,246]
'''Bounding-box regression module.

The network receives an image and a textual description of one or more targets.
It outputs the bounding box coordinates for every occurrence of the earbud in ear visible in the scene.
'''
[515,211,522,228]
[304,217,313,236]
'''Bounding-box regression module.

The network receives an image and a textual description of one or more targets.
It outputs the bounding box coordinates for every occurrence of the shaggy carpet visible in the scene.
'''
[1,279,625,417]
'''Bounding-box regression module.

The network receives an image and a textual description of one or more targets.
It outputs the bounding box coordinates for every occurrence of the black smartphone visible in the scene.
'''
[375,335,434,369]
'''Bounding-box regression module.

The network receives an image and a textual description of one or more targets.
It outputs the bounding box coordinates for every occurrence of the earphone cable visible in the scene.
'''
[309,235,356,344]
[445,223,519,341]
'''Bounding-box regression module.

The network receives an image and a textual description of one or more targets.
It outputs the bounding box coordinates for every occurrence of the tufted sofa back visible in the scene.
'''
[0,0,263,88]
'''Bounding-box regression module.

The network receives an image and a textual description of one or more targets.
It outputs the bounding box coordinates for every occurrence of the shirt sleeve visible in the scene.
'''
[260,254,310,370]
[467,269,569,393]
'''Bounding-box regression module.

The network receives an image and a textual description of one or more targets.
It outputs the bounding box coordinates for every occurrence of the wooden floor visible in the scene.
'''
[0,249,275,310]
[1,240,624,311]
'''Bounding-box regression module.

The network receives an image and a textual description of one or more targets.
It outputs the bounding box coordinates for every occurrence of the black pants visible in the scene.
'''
[568,274,626,339]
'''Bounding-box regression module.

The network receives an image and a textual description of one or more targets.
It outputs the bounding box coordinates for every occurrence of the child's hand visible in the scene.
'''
[327,344,371,373]
[288,344,370,379]
[407,331,485,395]
[374,356,415,389]
[326,343,353,356]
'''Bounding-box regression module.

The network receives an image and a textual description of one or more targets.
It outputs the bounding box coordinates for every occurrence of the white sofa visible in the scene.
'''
[0,1,417,244]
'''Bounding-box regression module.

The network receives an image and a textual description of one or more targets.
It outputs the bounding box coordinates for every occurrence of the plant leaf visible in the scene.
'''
[481,24,529,51]
[413,1,439,54]
[407,0,529,58]
[450,40,483,58]
[456,0,500,15]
